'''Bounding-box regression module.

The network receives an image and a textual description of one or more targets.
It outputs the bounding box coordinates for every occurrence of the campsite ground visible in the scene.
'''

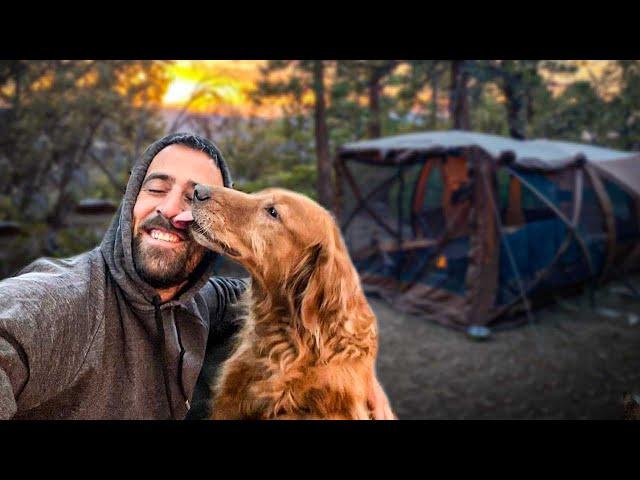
[373,273,640,420]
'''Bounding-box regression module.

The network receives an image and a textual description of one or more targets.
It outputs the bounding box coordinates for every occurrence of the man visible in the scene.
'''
[0,133,393,420]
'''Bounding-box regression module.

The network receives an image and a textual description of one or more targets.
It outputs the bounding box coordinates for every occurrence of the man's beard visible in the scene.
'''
[132,215,206,289]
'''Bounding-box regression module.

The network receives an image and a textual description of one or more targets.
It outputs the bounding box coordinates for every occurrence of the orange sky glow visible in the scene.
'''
[162,60,616,117]
[162,60,288,117]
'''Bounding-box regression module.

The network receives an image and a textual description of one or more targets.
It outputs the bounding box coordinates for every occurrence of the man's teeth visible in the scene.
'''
[150,229,180,243]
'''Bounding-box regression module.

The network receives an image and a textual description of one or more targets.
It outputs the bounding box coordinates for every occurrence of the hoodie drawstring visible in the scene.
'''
[174,319,190,410]
[152,295,175,419]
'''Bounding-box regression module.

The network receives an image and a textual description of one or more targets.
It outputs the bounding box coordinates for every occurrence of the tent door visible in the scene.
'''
[411,155,471,240]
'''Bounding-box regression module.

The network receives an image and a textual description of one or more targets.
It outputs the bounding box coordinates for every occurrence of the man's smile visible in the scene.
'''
[142,226,188,246]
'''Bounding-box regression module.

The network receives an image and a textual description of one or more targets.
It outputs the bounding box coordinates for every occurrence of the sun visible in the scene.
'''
[163,78,199,106]
[162,60,268,114]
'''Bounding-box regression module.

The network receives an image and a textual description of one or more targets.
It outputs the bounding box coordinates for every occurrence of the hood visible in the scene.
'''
[99,133,234,310]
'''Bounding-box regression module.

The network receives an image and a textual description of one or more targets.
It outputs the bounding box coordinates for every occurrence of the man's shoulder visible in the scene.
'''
[0,248,105,307]
[206,275,248,291]
[196,275,248,314]
[206,275,248,296]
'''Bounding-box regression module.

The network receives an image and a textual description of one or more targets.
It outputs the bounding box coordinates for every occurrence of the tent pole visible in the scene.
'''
[482,167,544,353]
[396,166,405,282]
[340,161,400,238]
[399,191,472,292]
[397,165,405,246]
[492,167,593,318]
[584,164,617,284]
[400,153,473,292]
[410,157,434,237]
[505,166,596,282]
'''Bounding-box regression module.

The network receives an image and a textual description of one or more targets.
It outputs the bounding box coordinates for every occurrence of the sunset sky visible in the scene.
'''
[162,60,614,116]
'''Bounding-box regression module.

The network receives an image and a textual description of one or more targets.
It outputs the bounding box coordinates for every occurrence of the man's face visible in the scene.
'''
[132,144,224,289]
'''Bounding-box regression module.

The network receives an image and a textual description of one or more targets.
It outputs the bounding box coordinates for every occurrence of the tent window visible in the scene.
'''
[497,169,511,207]
[497,169,525,227]
[416,161,445,238]
[442,156,471,236]
[520,172,564,222]
[339,162,402,255]
[424,163,444,209]
[390,162,424,239]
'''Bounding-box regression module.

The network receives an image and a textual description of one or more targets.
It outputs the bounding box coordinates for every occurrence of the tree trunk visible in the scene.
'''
[366,61,398,139]
[450,60,470,130]
[524,86,535,126]
[313,60,333,210]
[47,117,104,228]
[368,70,382,139]
[430,64,440,128]
[89,151,126,192]
[503,77,526,140]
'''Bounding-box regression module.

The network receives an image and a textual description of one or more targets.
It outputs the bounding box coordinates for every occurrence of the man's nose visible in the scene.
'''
[156,190,186,219]
[194,184,212,202]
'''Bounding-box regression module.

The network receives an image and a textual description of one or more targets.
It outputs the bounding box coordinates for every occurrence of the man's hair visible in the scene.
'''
[144,133,234,188]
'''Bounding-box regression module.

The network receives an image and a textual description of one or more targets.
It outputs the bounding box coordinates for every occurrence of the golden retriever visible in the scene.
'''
[188,185,380,419]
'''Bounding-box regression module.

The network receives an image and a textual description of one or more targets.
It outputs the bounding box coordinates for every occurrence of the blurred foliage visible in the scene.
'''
[244,60,640,197]
[4,59,640,276]
[0,60,169,221]
[0,60,170,265]
[221,116,314,182]
[239,164,317,199]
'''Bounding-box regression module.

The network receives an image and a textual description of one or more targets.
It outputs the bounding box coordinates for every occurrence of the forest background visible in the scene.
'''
[1,60,639,276]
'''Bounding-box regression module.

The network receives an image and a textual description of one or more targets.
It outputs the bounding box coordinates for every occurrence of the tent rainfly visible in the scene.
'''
[335,130,640,329]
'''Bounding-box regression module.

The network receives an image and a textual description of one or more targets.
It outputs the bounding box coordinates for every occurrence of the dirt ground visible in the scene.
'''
[373,274,640,420]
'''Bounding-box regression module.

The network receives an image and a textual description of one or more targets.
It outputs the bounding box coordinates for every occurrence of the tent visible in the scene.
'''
[334,130,640,329]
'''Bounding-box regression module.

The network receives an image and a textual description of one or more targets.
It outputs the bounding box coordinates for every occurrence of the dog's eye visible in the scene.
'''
[266,206,278,219]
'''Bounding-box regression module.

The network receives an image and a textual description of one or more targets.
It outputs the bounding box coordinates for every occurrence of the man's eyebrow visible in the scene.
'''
[142,173,175,187]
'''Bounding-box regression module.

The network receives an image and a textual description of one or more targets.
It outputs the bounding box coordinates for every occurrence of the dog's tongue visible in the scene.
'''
[173,210,194,228]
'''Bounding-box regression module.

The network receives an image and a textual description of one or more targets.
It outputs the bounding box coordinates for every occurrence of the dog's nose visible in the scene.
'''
[193,184,211,202]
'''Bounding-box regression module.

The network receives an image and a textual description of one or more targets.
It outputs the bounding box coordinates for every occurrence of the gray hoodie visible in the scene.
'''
[0,133,246,420]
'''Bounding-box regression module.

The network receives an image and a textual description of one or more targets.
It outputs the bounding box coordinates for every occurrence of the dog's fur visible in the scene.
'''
[190,186,379,419]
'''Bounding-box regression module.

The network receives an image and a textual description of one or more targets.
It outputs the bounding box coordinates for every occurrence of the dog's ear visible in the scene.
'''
[299,242,329,335]
[286,242,324,333]
[294,222,359,337]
